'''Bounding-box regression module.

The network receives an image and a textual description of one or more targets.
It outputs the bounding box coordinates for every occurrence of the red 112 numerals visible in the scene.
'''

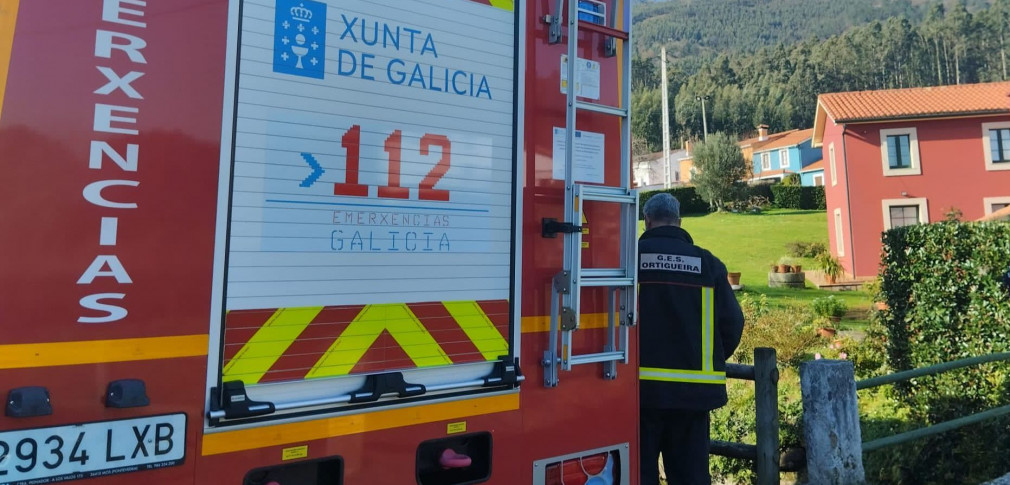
[334,125,451,201]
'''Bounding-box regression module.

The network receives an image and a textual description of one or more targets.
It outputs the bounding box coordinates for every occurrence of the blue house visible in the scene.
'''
[747,127,824,186]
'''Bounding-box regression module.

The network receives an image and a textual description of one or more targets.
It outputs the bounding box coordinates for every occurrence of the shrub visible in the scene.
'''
[734,300,821,368]
[742,183,774,205]
[769,185,825,210]
[811,295,847,318]
[785,241,827,259]
[781,173,802,186]
[711,369,805,485]
[638,186,709,219]
[815,252,843,282]
[770,184,802,209]
[876,221,1010,484]
[810,185,826,210]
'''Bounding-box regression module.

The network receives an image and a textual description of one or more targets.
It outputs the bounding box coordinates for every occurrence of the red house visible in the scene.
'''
[812,82,1010,278]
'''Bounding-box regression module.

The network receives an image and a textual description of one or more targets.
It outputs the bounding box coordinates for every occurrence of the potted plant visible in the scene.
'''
[812,315,837,338]
[812,296,847,338]
[815,253,843,283]
[776,256,793,274]
[727,271,742,287]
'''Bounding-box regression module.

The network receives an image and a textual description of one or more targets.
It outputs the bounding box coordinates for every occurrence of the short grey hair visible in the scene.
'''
[643,193,681,223]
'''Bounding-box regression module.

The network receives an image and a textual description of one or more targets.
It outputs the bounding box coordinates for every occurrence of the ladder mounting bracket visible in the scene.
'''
[560,307,578,331]
[542,218,582,238]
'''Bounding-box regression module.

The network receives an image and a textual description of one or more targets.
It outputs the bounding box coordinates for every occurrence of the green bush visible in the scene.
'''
[810,185,826,210]
[713,296,826,484]
[638,186,709,219]
[770,185,802,209]
[875,221,1010,484]
[768,185,825,210]
[742,183,774,204]
[734,295,821,368]
[785,241,827,259]
[711,370,805,485]
[811,295,847,318]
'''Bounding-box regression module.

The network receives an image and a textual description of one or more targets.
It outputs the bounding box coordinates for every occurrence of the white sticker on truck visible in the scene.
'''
[224,0,517,310]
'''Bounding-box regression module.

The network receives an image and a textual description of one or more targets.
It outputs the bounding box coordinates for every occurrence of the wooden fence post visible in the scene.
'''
[800,359,865,484]
[754,347,780,485]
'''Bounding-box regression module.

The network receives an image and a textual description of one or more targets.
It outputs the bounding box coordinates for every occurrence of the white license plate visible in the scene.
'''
[0,413,186,485]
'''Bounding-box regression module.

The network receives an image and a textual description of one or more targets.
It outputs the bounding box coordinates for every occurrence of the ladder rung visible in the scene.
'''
[575,100,628,118]
[581,268,626,279]
[578,22,629,41]
[579,184,636,204]
[579,276,635,288]
[569,351,626,366]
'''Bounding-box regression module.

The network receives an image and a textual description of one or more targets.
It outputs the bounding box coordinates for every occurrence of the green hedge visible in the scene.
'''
[741,183,774,204]
[874,221,1010,484]
[769,185,825,210]
[638,186,710,218]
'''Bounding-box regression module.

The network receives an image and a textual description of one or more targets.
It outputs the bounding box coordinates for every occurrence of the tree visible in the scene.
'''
[691,132,749,211]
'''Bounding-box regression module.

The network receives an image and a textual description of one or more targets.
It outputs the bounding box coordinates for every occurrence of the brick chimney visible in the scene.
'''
[684,140,693,156]
[757,124,769,141]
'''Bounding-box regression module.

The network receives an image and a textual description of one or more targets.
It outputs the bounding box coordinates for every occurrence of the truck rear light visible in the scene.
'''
[545,451,616,485]
[535,445,628,485]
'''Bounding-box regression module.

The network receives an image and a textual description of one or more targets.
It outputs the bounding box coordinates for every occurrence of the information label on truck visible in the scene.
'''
[216,0,518,385]
[224,0,517,310]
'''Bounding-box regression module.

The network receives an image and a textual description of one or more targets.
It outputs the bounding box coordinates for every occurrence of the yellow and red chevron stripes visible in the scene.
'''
[222,300,510,385]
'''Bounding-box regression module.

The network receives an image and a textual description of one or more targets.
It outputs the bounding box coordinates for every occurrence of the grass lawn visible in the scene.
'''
[639,209,873,315]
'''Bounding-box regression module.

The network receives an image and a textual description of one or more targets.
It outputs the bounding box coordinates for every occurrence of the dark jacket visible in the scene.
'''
[638,225,744,411]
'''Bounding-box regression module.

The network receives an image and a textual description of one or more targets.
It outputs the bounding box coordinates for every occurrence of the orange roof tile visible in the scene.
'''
[978,205,1010,222]
[753,129,814,152]
[800,159,824,173]
[819,81,1010,123]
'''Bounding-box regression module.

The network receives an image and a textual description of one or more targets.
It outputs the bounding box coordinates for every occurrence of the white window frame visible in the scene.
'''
[981,122,1010,171]
[829,143,837,186]
[880,127,922,176]
[833,208,844,256]
[881,197,929,230]
[812,174,824,186]
[760,152,771,171]
[983,196,1010,215]
[779,148,789,168]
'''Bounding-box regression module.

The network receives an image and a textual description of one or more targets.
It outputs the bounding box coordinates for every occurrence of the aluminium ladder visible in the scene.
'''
[542,0,637,388]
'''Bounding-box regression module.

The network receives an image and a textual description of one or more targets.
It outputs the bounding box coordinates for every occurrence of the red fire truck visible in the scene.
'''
[0,0,637,483]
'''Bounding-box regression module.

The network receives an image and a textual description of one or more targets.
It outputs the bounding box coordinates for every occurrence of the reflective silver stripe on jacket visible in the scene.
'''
[639,367,726,384]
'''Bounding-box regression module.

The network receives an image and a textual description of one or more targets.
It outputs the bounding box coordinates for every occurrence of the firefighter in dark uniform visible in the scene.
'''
[638,193,745,485]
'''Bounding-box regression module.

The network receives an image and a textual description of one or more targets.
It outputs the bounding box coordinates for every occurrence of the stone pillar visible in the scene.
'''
[800,359,865,485]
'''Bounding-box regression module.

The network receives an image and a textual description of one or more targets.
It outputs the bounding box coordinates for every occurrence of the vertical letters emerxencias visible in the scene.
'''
[78,0,147,324]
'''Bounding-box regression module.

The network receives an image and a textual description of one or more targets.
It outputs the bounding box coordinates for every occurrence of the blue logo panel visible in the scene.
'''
[273,0,327,79]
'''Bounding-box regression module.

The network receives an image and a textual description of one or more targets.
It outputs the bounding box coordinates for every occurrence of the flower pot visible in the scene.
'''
[771,265,779,273]
[778,264,791,273]
[817,327,837,338]
[793,265,802,273]
[727,272,741,286]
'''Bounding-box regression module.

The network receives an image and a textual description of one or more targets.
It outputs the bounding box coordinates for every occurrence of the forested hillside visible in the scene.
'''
[631,0,1008,153]
[633,0,920,69]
